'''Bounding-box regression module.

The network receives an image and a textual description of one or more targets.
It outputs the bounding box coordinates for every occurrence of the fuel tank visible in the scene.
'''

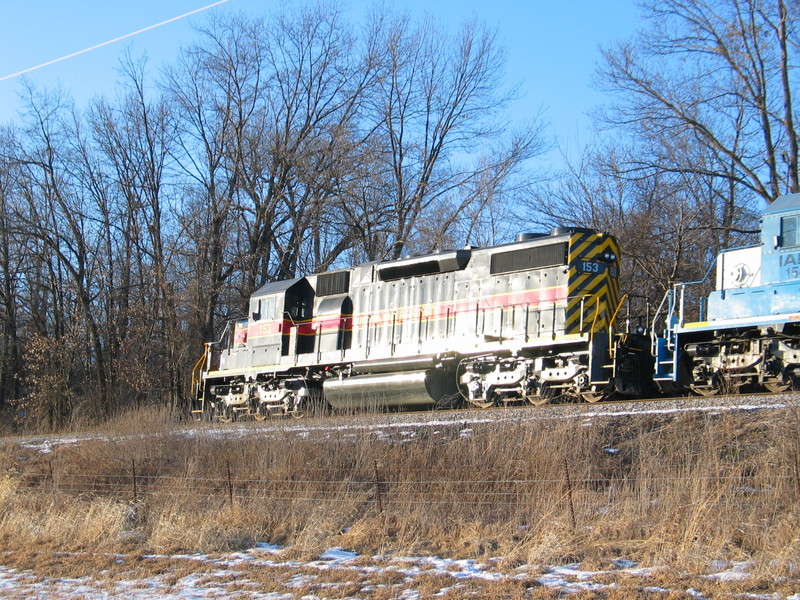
[322,369,456,410]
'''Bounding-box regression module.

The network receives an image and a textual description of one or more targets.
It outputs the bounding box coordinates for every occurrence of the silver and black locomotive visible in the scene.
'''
[192,226,651,420]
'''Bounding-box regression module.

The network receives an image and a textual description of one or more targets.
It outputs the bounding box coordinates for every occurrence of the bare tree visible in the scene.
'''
[164,12,265,344]
[0,128,23,411]
[90,54,182,410]
[251,2,379,279]
[598,0,799,204]
[7,85,113,423]
[367,12,544,259]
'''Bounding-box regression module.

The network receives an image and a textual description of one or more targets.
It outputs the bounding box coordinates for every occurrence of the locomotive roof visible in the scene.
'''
[250,227,608,298]
[251,277,307,297]
[764,193,800,215]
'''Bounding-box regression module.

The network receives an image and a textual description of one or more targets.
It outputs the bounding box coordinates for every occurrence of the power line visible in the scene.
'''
[0,0,231,83]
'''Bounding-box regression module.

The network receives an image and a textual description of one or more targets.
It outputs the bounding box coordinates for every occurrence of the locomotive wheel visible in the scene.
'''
[694,373,750,396]
[291,388,326,419]
[525,394,550,406]
[763,379,792,393]
[290,399,309,419]
[690,370,738,396]
[471,399,496,409]
[580,391,605,403]
[690,384,720,397]
[525,383,555,406]
[251,400,268,421]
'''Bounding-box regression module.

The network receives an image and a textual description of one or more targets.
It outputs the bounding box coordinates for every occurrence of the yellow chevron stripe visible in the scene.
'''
[568,237,598,262]
[569,272,593,291]
[566,232,621,335]
[566,299,599,331]
[568,236,617,262]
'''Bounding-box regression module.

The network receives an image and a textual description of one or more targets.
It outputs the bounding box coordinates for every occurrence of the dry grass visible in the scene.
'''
[1,404,800,594]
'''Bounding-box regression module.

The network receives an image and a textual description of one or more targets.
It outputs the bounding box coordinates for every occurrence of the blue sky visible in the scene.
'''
[0,1,642,159]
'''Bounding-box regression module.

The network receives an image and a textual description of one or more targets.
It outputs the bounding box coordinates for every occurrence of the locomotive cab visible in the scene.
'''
[249,278,315,361]
[705,194,800,321]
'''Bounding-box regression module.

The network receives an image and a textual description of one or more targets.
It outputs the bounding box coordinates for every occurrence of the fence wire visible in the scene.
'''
[6,466,795,512]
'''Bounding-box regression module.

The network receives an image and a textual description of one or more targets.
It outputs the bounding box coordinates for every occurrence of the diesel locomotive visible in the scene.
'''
[191,226,652,419]
[191,192,800,420]
[653,192,800,395]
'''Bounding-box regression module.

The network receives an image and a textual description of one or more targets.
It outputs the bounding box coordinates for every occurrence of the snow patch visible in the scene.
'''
[319,547,359,563]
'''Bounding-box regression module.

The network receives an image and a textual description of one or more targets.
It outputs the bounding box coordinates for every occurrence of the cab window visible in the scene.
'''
[782,216,799,247]
[286,293,309,321]
[252,297,276,320]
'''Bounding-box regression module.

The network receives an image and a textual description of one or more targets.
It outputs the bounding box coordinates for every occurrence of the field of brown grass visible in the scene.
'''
[1,404,800,597]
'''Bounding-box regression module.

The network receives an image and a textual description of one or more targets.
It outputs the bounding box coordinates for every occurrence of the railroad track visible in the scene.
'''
[5,392,798,454]
[201,390,800,438]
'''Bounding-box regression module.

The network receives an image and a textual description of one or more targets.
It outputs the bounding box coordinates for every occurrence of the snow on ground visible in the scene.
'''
[0,544,797,599]
[4,394,800,597]
[0,546,508,599]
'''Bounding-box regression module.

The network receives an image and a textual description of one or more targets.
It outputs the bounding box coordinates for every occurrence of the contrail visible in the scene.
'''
[0,0,231,82]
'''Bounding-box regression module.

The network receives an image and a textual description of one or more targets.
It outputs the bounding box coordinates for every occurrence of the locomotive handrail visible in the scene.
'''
[609,293,628,332]
[579,296,586,333]
[190,318,238,408]
[604,294,630,359]
[650,255,719,344]
[622,293,651,334]
[190,343,211,401]
[675,255,719,290]
[650,289,675,348]
[590,298,600,337]
[203,319,236,352]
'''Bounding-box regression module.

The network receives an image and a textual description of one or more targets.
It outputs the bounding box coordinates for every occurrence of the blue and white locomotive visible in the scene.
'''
[653,192,800,394]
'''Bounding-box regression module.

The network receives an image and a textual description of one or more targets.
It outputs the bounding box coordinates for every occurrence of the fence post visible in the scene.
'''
[48,460,56,494]
[563,456,576,531]
[374,460,383,514]
[226,460,234,505]
[131,458,138,503]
